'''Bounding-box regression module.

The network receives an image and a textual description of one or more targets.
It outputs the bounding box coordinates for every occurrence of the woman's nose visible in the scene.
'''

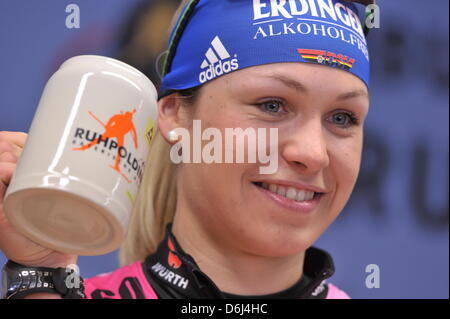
[281,121,330,173]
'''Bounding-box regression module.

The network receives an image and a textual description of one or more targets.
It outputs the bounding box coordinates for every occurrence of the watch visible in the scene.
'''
[1,260,86,299]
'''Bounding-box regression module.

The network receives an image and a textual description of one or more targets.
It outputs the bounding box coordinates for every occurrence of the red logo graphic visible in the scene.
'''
[72,109,138,183]
[167,238,182,269]
[297,48,356,70]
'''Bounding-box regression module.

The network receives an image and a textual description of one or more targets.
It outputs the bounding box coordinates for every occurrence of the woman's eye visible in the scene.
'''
[328,111,359,128]
[256,100,285,114]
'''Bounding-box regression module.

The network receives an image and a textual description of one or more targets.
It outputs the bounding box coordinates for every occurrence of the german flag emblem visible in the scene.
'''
[297,49,356,71]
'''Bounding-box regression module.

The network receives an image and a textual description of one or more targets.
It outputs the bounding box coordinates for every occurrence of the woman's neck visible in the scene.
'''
[172,210,305,296]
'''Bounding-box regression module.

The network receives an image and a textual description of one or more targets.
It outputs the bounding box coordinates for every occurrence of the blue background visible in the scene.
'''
[0,0,448,299]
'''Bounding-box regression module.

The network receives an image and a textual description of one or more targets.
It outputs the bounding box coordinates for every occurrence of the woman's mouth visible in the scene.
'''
[252,181,324,213]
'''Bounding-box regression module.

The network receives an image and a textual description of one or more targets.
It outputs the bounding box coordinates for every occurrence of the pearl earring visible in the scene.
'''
[168,130,178,142]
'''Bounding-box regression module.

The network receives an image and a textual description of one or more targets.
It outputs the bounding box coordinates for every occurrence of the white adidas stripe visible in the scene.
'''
[200,60,209,69]
[211,36,230,60]
[205,48,219,65]
[201,36,231,69]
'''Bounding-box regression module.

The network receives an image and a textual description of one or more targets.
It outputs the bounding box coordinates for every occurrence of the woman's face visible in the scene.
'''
[175,62,369,257]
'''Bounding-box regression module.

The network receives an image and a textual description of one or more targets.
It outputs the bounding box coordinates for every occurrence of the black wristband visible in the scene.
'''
[52,266,86,299]
[2,260,86,299]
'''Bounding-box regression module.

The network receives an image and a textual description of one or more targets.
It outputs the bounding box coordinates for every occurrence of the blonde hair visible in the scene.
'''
[119,0,195,266]
[119,131,177,265]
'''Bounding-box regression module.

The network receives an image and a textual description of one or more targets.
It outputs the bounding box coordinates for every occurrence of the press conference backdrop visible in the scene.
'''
[0,0,448,299]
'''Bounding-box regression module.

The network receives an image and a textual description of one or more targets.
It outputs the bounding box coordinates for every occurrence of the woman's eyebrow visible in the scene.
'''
[263,74,369,102]
[266,75,308,93]
[336,89,369,101]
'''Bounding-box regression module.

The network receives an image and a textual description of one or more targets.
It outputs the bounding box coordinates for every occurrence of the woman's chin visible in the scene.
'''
[237,228,317,258]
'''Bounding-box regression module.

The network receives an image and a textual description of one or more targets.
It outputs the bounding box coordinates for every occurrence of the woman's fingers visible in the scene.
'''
[0,131,26,164]
[0,131,27,149]
[0,162,16,191]
[0,150,18,164]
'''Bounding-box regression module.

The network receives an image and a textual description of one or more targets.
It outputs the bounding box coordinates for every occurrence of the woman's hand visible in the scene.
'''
[0,131,77,268]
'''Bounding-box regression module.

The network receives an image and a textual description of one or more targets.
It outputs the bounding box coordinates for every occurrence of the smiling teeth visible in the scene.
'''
[260,183,315,201]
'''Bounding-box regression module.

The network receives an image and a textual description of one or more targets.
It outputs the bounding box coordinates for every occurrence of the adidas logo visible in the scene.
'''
[199,36,239,83]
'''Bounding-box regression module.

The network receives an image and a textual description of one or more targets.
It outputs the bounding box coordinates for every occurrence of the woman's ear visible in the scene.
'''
[157,93,184,144]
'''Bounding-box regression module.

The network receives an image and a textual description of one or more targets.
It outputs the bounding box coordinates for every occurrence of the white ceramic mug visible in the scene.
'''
[4,55,158,255]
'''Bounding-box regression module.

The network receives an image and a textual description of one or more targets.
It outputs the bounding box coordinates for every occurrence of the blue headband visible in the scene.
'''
[160,0,370,96]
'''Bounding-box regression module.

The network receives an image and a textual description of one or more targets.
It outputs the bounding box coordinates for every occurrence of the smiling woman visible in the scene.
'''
[0,0,374,300]
[113,0,371,299]
[143,62,370,296]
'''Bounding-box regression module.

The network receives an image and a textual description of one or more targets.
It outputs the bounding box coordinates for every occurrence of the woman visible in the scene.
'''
[0,0,372,299]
